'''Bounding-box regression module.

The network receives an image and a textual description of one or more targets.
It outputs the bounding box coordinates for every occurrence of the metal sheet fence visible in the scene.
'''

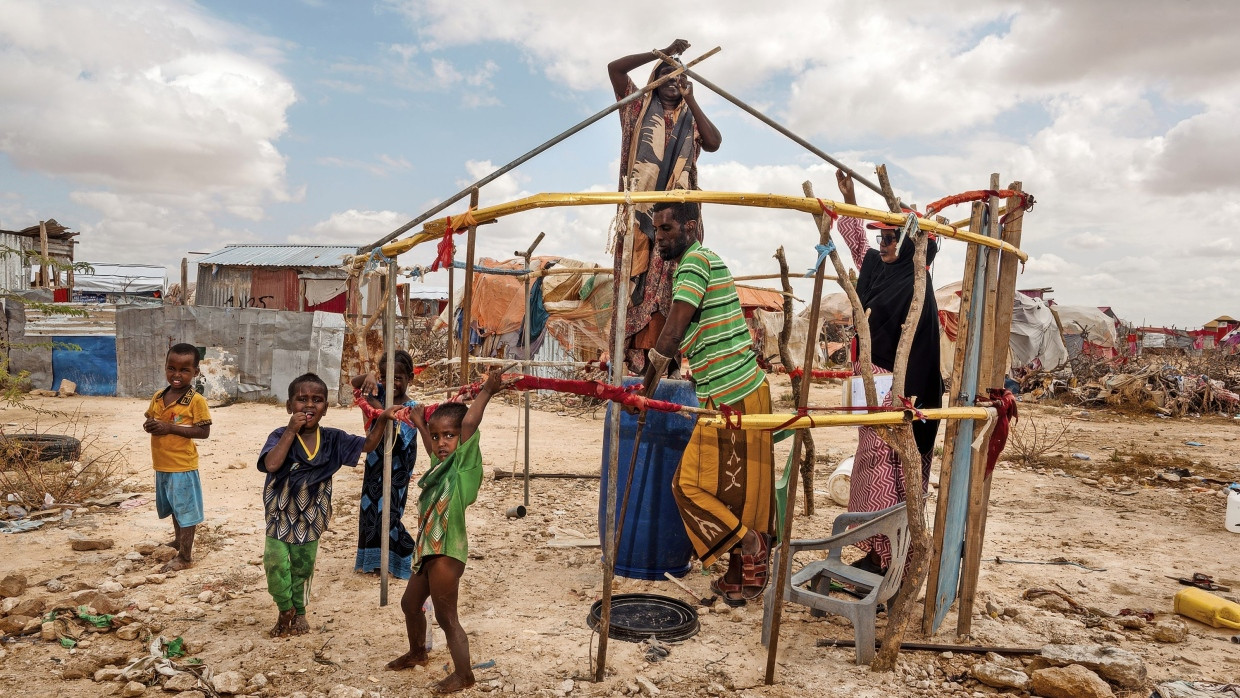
[115,306,345,401]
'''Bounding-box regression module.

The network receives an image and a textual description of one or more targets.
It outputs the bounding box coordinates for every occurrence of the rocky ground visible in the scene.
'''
[1,375,1238,697]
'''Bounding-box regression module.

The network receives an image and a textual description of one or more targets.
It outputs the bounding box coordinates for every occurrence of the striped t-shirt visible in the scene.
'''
[672,241,764,406]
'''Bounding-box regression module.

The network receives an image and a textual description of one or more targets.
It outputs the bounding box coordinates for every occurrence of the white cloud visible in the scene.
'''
[317,154,412,177]
[300,209,413,245]
[1065,232,1108,251]
[0,0,296,263]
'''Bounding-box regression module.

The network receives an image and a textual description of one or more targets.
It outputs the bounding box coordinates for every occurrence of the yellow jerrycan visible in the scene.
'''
[1173,587,1240,630]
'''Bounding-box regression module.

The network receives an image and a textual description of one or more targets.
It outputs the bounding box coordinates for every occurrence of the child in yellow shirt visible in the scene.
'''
[143,343,212,572]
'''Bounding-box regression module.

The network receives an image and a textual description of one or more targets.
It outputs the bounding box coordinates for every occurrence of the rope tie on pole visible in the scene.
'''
[804,241,836,278]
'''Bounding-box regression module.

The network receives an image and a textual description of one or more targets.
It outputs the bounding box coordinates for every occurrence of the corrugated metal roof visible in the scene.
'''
[196,244,354,268]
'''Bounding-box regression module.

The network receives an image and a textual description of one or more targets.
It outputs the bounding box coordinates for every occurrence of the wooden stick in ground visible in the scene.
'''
[519,232,545,508]
[459,188,480,384]
[180,258,188,305]
[595,189,637,682]
[379,259,397,606]
[871,179,932,672]
[764,182,833,685]
[773,247,815,516]
[922,202,985,635]
[955,176,1003,635]
[446,262,455,359]
[957,181,1024,636]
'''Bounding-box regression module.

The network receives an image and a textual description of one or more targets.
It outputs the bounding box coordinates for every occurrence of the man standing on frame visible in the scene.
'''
[635,201,772,607]
[608,39,722,375]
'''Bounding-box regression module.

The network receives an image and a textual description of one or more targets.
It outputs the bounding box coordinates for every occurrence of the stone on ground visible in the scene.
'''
[1039,643,1146,688]
[1030,665,1114,698]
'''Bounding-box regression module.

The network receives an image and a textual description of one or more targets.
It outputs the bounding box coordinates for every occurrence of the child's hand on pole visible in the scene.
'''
[380,405,402,422]
[482,366,504,394]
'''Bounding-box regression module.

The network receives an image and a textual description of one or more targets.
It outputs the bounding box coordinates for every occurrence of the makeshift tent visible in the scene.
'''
[1054,304,1118,359]
[433,257,615,359]
[1009,293,1069,371]
[407,284,449,317]
[922,282,1070,379]
[74,263,166,297]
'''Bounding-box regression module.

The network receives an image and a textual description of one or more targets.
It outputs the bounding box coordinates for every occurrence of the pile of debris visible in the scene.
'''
[1020,364,1240,417]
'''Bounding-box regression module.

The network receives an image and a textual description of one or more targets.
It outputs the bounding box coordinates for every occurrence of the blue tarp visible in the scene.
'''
[52,336,117,396]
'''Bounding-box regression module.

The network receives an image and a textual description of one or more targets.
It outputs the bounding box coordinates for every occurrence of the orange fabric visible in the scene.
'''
[632,312,666,350]
[734,285,783,312]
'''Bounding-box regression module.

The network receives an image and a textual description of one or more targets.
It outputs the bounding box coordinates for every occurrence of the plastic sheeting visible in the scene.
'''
[115,306,345,401]
[1010,293,1069,371]
[52,335,117,395]
[755,309,814,370]
[934,285,1068,376]
[1054,305,1118,348]
[74,264,165,294]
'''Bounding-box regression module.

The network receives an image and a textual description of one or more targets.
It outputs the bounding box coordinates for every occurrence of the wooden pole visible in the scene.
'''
[459,189,480,385]
[180,258,188,305]
[956,181,1024,635]
[764,181,833,684]
[359,48,719,255]
[38,220,49,288]
[773,248,815,515]
[871,171,932,672]
[518,232,545,507]
[596,190,637,681]
[380,259,398,606]
[446,262,455,360]
[733,272,838,283]
[954,175,1003,634]
[922,202,985,634]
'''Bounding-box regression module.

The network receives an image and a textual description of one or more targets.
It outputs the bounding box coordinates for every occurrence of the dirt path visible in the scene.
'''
[1,377,1238,697]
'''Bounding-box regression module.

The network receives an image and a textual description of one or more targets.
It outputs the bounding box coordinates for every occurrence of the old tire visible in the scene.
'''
[0,434,82,462]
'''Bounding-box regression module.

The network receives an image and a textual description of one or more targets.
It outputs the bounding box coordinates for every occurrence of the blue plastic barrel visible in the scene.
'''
[599,378,698,580]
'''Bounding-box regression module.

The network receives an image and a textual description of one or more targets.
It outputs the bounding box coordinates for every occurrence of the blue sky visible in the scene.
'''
[2,0,1238,326]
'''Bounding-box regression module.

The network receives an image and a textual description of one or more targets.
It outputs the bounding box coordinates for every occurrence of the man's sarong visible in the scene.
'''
[672,381,773,567]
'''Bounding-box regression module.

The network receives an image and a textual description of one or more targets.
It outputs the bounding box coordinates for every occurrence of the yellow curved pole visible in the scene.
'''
[696,406,994,430]
[346,191,1026,269]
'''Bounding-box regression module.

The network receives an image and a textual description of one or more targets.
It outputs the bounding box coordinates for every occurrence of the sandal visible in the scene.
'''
[738,533,771,600]
[710,577,748,608]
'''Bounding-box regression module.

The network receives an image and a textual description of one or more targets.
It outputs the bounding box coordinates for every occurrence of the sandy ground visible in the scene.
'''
[1,375,1238,697]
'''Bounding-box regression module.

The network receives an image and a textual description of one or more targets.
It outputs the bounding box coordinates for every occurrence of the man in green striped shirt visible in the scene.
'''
[638,201,774,606]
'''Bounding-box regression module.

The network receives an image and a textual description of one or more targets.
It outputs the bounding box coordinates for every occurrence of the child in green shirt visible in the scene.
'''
[386,366,503,694]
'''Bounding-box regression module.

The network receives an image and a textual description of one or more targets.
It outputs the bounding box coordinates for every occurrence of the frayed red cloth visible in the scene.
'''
[428,216,456,272]
[979,388,1018,476]
[923,189,1036,224]
[510,375,686,414]
[788,367,853,380]
[356,377,690,430]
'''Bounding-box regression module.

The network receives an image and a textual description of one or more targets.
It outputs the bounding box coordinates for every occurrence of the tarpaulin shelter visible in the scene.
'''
[935,282,1068,378]
[433,257,615,360]
[1054,304,1119,358]
[73,263,166,300]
